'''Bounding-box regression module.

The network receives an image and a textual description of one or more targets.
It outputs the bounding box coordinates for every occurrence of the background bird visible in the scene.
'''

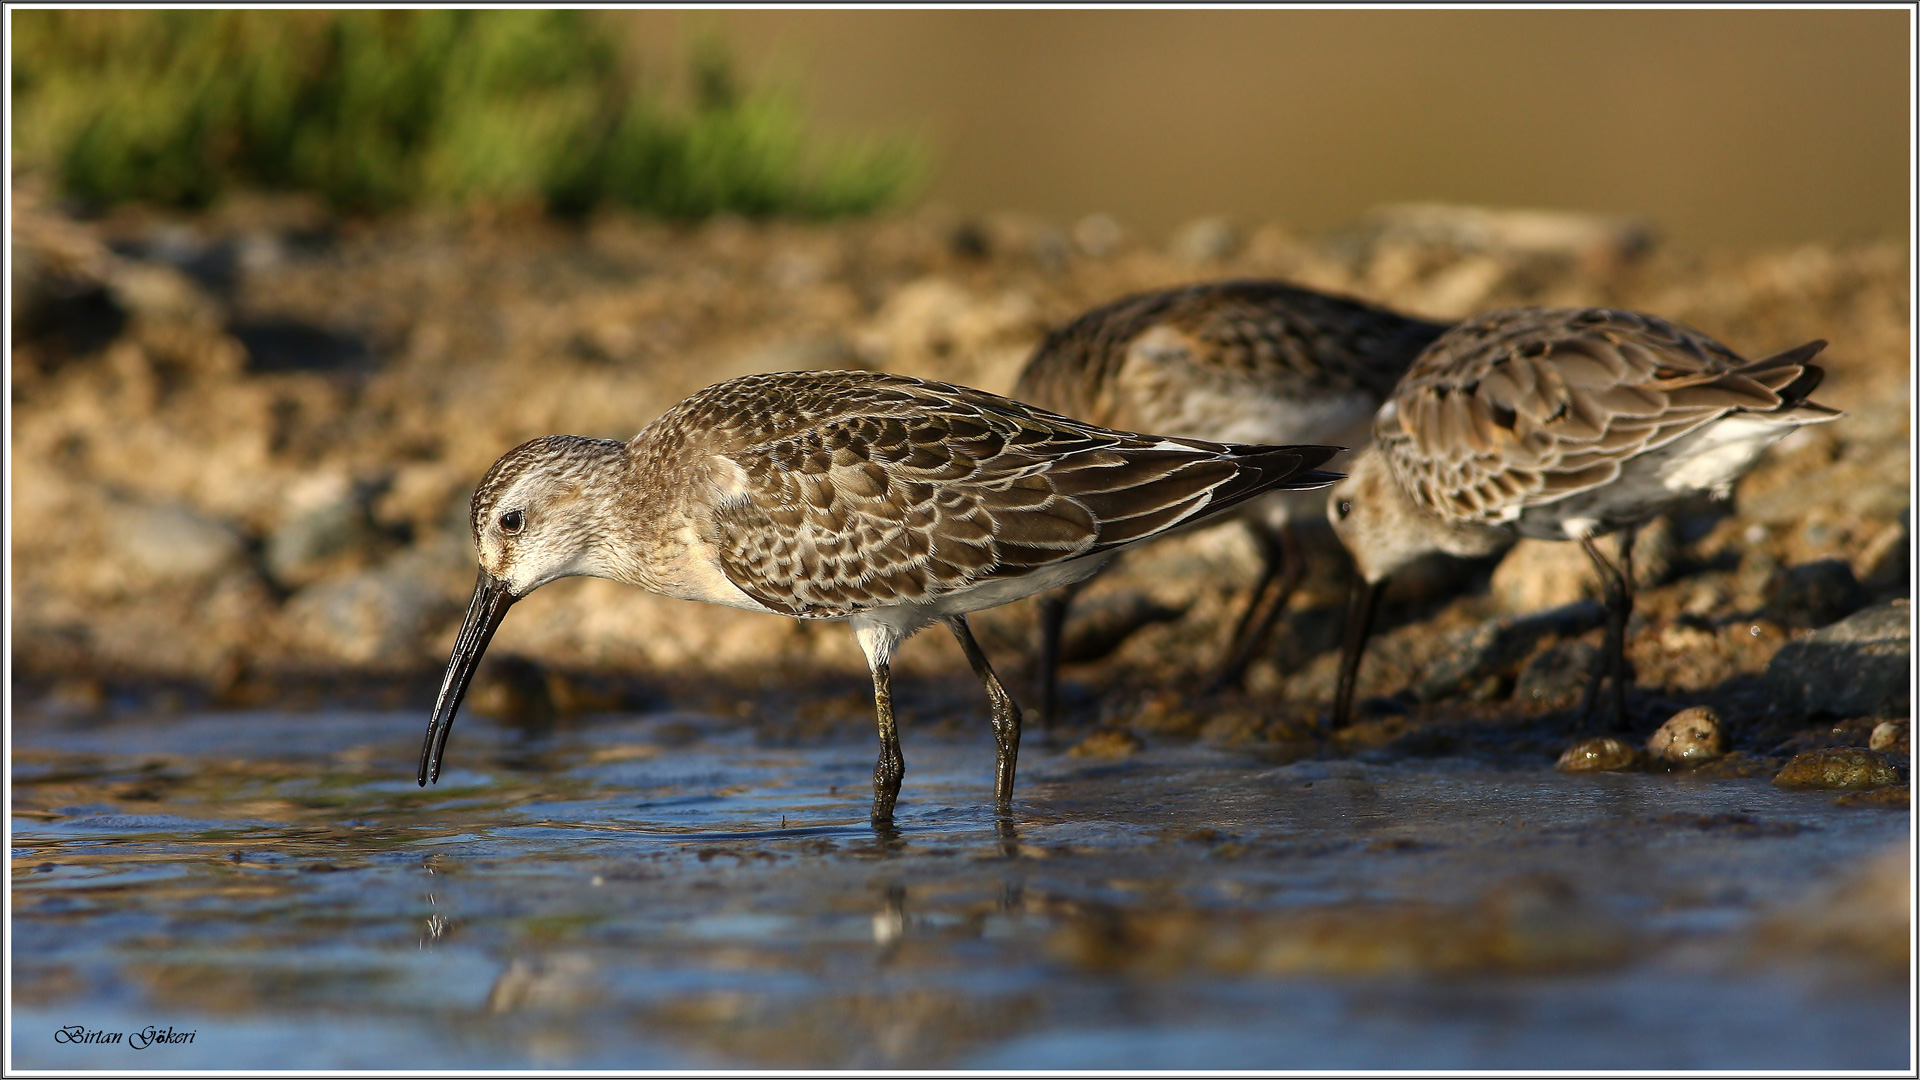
[419,369,1342,825]
[1325,306,1839,730]
[1012,279,1451,725]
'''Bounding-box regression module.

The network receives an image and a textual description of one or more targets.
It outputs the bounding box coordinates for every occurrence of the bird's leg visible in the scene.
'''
[1035,576,1092,735]
[867,658,906,825]
[1331,574,1384,730]
[948,614,1022,814]
[1610,526,1639,731]
[1209,522,1303,692]
[1576,532,1636,732]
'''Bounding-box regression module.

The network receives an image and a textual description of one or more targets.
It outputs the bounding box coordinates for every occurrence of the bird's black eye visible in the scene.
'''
[499,509,524,535]
[1336,500,1352,520]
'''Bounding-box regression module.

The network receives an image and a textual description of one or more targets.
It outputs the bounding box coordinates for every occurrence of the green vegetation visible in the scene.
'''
[10,10,922,218]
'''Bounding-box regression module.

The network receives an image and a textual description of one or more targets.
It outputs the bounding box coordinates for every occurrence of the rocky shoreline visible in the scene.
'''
[10,188,1911,773]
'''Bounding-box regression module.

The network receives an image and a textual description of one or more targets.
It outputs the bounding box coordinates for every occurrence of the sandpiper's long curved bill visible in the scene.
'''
[418,568,517,785]
[1331,576,1383,729]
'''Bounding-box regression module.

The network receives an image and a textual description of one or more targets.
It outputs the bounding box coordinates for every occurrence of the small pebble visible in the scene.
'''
[1645,706,1726,765]
[1772,747,1905,790]
[1068,728,1145,759]
[1867,720,1908,755]
[1555,736,1638,772]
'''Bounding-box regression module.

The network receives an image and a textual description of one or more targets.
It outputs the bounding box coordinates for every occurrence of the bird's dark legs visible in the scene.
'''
[1331,575,1384,729]
[868,659,905,825]
[1210,522,1304,691]
[1035,577,1091,734]
[948,615,1022,813]
[1576,529,1637,732]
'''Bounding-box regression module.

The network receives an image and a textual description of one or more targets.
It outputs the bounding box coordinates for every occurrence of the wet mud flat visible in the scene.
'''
[11,704,1909,1070]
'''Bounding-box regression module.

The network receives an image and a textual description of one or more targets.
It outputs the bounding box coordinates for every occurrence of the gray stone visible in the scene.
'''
[1765,599,1910,719]
[267,476,380,586]
[1765,558,1868,629]
[1416,601,1605,701]
[283,566,453,667]
[108,500,245,584]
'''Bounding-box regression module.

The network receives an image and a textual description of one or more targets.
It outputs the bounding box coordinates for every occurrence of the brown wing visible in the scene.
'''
[706,374,1340,618]
[1013,280,1451,424]
[1376,306,1832,525]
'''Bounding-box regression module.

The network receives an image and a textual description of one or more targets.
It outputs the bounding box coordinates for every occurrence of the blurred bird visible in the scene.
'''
[1326,306,1837,730]
[419,369,1342,825]
[1012,280,1451,724]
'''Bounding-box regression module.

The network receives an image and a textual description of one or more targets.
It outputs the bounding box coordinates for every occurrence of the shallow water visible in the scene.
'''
[10,705,1910,1069]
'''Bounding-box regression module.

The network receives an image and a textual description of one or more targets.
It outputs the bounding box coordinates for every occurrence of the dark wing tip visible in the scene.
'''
[1203,442,1349,513]
[1288,469,1347,490]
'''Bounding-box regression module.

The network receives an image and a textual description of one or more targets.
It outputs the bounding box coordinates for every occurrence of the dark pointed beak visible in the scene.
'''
[419,568,518,785]
[1331,575,1383,730]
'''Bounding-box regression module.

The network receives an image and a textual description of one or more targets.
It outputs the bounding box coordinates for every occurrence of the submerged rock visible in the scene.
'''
[1556,736,1639,773]
[1646,706,1726,765]
[1771,748,1905,791]
[1765,599,1911,720]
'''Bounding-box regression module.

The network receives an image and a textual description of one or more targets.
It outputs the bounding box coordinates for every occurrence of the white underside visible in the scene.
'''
[848,552,1114,669]
[1111,355,1373,537]
[1519,413,1819,541]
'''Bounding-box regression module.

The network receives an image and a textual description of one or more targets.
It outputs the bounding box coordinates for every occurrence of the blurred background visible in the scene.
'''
[623,8,1911,247]
[12,9,1910,243]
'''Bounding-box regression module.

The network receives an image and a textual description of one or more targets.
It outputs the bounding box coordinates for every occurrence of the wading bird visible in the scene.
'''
[1326,306,1836,730]
[420,369,1342,824]
[1012,280,1450,722]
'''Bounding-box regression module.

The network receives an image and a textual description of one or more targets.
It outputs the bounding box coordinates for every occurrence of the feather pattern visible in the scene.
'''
[1373,307,1839,535]
[634,370,1341,620]
[1014,279,1452,438]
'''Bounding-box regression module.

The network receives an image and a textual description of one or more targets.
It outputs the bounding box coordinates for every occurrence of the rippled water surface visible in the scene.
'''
[11,705,1910,1069]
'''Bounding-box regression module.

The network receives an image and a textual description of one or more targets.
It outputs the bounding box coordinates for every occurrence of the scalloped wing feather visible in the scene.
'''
[701,372,1340,619]
[1378,307,1832,526]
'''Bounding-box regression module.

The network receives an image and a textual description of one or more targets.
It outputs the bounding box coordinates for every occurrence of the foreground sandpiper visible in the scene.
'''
[1326,306,1838,730]
[420,369,1342,823]
[1012,280,1451,721]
